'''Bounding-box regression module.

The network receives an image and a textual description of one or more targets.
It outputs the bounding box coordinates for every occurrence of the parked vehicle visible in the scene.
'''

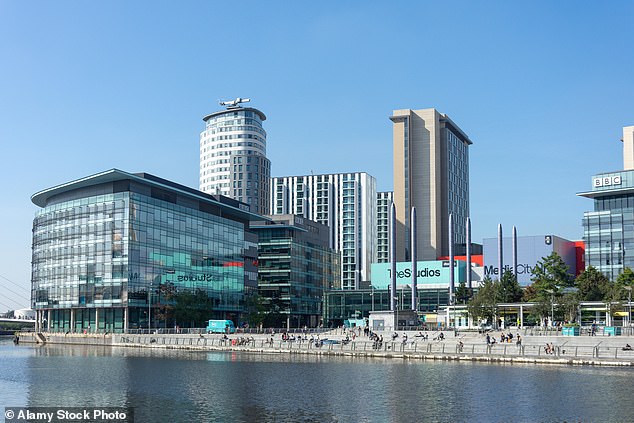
[206,319,236,334]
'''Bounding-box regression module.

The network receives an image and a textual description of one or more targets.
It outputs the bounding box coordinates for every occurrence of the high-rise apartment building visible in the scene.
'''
[199,99,271,214]
[390,108,472,261]
[376,191,393,263]
[270,173,377,290]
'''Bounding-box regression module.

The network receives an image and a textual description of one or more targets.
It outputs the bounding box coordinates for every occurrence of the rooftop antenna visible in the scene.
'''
[219,97,251,108]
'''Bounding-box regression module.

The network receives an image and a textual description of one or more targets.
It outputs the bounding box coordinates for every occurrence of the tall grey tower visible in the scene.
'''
[390,108,472,261]
[199,98,271,214]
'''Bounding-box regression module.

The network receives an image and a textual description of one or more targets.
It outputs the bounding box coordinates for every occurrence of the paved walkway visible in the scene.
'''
[19,328,634,367]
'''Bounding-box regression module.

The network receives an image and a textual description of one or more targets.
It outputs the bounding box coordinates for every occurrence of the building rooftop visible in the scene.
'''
[31,169,269,222]
[202,107,266,122]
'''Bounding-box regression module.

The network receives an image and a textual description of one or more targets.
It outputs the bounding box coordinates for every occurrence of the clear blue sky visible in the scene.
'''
[1,1,633,312]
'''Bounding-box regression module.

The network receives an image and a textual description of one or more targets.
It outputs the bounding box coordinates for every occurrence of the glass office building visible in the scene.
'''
[324,288,450,328]
[251,215,340,328]
[31,169,262,333]
[578,170,634,281]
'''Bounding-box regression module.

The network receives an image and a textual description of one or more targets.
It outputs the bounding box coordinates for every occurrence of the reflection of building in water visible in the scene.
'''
[31,169,263,332]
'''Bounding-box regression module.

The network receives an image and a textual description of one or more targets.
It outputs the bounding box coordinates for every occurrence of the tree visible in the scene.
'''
[575,266,610,301]
[603,267,634,318]
[522,284,538,302]
[455,281,472,305]
[262,296,286,328]
[557,288,580,323]
[530,252,573,292]
[173,289,214,327]
[526,252,573,322]
[609,267,634,301]
[617,267,634,286]
[496,271,523,303]
[467,277,497,325]
[154,282,177,328]
[245,294,267,328]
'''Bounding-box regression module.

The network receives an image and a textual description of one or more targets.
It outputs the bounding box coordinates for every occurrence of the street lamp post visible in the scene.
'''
[394,296,399,331]
[625,286,632,335]
[545,289,555,329]
[148,282,153,333]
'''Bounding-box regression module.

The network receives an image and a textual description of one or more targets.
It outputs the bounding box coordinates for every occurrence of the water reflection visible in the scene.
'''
[2,339,634,422]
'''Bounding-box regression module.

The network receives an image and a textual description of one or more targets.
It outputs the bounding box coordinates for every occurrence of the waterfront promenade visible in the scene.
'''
[16,328,634,367]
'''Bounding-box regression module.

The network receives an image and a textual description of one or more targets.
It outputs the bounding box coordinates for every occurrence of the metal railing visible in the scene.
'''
[112,334,634,361]
[125,327,333,335]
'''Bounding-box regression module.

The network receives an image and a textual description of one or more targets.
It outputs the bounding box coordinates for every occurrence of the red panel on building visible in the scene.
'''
[574,241,585,276]
[437,255,483,266]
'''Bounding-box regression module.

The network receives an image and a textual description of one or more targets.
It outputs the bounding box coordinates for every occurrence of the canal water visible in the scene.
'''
[2,337,634,422]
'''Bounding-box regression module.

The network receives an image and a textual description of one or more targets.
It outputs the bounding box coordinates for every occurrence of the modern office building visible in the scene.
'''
[270,172,377,290]
[251,215,340,327]
[31,169,262,333]
[390,108,472,261]
[199,98,271,214]
[376,191,393,263]
[577,126,634,281]
[578,172,634,281]
[323,288,451,328]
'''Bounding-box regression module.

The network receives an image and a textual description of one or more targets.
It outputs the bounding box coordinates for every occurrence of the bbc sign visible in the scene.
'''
[593,175,622,188]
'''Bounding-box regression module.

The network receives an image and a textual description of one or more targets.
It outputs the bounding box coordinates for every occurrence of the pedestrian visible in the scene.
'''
[486,334,491,345]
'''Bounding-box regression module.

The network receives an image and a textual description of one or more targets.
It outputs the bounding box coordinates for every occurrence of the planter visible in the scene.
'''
[604,326,622,336]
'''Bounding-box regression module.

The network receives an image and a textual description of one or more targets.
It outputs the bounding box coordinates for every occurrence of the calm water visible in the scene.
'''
[2,337,634,423]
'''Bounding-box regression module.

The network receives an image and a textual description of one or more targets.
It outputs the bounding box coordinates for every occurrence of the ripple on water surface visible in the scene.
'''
[3,340,634,422]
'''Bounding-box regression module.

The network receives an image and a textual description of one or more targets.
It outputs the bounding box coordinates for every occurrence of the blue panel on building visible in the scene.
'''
[370,261,465,289]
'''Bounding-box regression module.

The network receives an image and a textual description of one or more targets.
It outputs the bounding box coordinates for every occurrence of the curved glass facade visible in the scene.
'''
[31,171,258,333]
